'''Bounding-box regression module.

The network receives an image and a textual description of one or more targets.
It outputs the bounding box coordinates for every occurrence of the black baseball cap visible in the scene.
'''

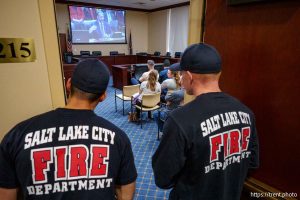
[71,59,110,94]
[163,59,171,67]
[179,43,222,74]
[169,63,181,72]
[147,60,155,65]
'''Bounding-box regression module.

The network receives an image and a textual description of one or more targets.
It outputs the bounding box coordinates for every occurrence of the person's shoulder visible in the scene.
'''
[162,79,169,84]
[167,78,176,85]
[2,110,57,143]
[223,93,255,115]
[18,110,57,127]
[142,71,149,75]
[93,115,129,137]
[141,81,147,87]
[159,69,167,75]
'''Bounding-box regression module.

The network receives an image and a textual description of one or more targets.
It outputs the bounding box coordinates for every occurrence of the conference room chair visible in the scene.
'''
[80,50,90,57]
[174,52,182,58]
[63,52,73,64]
[136,52,147,56]
[165,52,171,57]
[110,51,119,56]
[153,51,161,56]
[115,84,140,115]
[154,64,164,73]
[134,93,161,128]
[92,51,102,56]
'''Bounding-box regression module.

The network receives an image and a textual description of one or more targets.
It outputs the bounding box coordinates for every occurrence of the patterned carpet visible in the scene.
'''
[94,78,170,199]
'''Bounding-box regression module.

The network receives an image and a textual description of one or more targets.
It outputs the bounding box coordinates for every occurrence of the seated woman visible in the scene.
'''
[154,63,184,136]
[160,68,181,102]
[132,70,161,119]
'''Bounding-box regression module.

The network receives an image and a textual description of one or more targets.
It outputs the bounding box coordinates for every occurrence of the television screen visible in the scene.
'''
[68,6,126,44]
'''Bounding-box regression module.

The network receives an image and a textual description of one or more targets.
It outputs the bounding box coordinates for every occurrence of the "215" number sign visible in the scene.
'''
[0,38,36,63]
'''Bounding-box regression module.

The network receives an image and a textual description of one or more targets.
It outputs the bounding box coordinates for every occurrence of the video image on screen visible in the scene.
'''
[69,6,126,44]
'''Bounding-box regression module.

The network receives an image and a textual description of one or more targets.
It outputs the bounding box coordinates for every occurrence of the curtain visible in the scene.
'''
[168,6,189,55]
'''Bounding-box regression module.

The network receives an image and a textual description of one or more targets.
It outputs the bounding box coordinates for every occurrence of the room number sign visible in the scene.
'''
[0,38,36,63]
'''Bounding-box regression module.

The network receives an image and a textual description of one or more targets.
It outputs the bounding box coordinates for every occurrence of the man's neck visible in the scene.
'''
[65,97,97,110]
[192,81,221,96]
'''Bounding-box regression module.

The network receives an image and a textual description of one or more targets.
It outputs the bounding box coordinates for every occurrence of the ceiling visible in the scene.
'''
[63,0,190,10]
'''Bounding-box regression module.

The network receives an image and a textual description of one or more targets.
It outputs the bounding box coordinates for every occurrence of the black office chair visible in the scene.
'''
[92,51,102,56]
[64,52,73,64]
[154,51,161,56]
[154,64,164,73]
[174,52,181,58]
[136,52,148,56]
[110,51,119,56]
[80,51,90,57]
[134,64,149,81]
[165,52,171,57]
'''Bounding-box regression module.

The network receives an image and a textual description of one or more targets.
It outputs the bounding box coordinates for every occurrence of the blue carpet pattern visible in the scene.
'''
[94,78,170,199]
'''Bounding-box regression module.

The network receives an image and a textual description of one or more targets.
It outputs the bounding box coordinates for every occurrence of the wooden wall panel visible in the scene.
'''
[114,55,137,65]
[205,0,300,194]
[59,33,67,61]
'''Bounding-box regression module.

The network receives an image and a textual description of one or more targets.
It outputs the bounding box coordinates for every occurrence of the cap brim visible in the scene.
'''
[169,63,182,71]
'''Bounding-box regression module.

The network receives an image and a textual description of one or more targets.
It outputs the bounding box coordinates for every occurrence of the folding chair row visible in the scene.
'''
[114,84,140,115]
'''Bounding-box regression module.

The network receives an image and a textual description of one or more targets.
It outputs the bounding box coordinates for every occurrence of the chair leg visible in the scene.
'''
[131,99,133,114]
[122,100,125,115]
[140,109,143,129]
[157,110,160,140]
[114,91,117,112]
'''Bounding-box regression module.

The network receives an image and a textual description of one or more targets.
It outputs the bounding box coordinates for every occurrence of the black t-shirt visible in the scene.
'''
[0,108,137,200]
[152,92,259,200]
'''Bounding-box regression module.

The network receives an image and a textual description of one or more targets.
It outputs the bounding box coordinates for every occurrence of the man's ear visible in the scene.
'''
[98,91,107,102]
[187,71,193,84]
[66,78,71,93]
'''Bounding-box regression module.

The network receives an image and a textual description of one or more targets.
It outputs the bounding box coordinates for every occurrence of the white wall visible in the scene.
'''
[148,10,169,55]
[55,4,148,55]
[0,0,64,139]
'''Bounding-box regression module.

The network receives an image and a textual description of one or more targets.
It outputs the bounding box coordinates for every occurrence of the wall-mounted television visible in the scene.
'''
[68,5,126,44]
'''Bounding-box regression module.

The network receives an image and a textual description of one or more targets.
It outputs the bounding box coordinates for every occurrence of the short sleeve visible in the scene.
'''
[156,83,161,93]
[161,80,167,89]
[0,131,19,188]
[139,72,148,82]
[140,81,146,91]
[152,117,187,189]
[115,136,137,185]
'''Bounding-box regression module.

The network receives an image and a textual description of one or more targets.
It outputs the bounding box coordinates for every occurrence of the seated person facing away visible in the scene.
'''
[160,63,181,102]
[131,60,159,85]
[132,70,161,118]
[158,59,171,83]
[0,59,137,200]
[152,43,259,200]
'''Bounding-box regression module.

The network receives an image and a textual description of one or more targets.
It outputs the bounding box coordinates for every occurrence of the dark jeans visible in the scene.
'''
[135,101,152,119]
[153,110,167,132]
[131,78,139,85]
